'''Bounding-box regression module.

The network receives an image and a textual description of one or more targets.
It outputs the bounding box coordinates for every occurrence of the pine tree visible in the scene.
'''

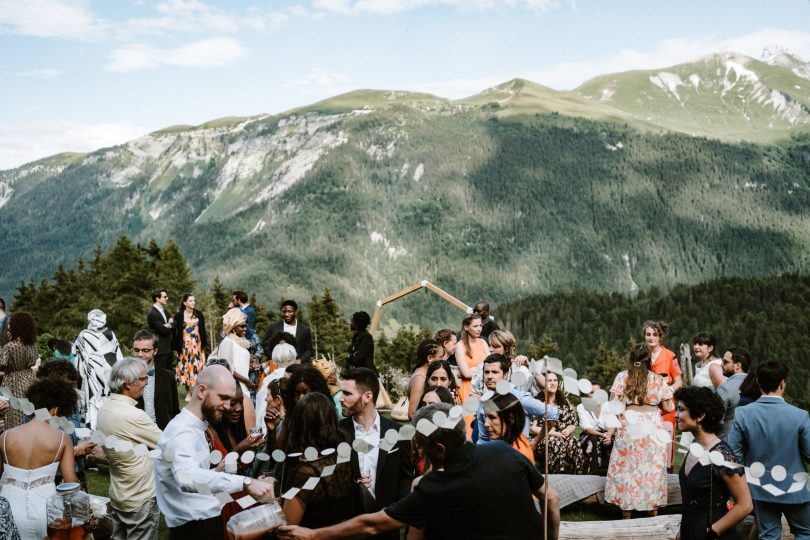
[527,333,560,358]
[586,339,626,387]
[307,289,351,363]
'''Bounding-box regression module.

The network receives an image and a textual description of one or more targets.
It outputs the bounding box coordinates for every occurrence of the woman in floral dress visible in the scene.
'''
[172,294,208,401]
[605,343,674,518]
[533,371,584,474]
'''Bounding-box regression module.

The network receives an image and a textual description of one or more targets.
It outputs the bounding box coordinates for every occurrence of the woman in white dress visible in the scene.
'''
[0,378,78,540]
[214,308,256,430]
[691,331,725,388]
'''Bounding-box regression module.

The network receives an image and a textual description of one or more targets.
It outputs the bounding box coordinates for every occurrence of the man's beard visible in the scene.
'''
[202,400,223,425]
[342,400,363,418]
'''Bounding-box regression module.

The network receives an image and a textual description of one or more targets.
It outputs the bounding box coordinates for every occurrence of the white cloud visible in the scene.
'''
[0,121,149,170]
[117,0,240,39]
[106,37,246,73]
[19,68,62,79]
[0,0,108,41]
[312,0,561,15]
[116,0,292,39]
[285,68,353,94]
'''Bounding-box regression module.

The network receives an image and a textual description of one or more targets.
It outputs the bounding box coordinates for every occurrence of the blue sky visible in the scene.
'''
[2,0,810,169]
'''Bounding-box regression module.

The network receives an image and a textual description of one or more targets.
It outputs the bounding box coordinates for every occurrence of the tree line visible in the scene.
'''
[10,236,426,390]
[498,272,810,408]
[13,236,810,408]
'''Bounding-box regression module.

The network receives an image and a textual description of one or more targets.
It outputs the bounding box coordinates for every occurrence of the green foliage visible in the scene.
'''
[498,272,810,408]
[12,236,195,351]
[586,340,626,387]
[527,333,560,358]
[307,289,352,363]
[375,324,432,374]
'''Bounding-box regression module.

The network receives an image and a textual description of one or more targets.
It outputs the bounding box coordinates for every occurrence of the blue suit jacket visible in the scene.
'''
[728,395,810,503]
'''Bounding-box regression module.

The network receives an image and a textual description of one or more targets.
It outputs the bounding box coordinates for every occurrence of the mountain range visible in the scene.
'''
[1,49,809,324]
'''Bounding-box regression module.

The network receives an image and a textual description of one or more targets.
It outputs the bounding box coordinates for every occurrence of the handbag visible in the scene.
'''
[390,396,410,421]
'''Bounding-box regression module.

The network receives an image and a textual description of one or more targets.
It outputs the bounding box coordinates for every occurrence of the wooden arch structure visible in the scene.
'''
[369,280,470,336]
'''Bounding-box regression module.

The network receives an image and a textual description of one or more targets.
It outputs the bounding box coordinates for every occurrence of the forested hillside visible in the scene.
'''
[498,273,810,408]
[2,53,810,323]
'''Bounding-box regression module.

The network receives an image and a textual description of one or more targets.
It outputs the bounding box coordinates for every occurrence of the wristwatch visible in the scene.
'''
[243,477,252,488]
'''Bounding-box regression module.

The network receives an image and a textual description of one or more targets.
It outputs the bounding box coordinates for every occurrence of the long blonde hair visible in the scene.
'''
[624,343,653,404]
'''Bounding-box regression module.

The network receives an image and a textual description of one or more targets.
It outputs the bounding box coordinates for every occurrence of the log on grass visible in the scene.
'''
[560,515,680,540]
[559,515,795,540]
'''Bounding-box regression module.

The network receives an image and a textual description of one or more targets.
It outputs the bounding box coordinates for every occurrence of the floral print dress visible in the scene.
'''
[177,322,205,387]
[534,401,584,474]
[604,370,673,511]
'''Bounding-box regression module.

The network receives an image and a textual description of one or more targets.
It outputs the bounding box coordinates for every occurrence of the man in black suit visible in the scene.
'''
[132,330,180,430]
[338,368,414,540]
[147,288,174,371]
[473,301,500,342]
[261,300,314,363]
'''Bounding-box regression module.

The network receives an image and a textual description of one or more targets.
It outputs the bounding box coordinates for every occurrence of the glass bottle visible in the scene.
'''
[46,482,90,540]
[226,499,287,540]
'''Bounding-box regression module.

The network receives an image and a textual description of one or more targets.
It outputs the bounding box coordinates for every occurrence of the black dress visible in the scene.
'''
[289,455,359,529]
[678,440,743,540]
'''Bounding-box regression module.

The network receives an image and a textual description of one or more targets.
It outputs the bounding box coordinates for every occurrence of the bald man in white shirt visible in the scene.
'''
[155,365,274,540]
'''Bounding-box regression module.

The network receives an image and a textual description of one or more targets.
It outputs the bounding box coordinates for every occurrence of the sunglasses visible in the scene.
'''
[207,358,230,367]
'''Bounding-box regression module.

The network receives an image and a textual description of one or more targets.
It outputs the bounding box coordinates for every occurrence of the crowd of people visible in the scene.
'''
[0,293,808,540]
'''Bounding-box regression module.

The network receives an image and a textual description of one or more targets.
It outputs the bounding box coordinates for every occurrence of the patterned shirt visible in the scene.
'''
[144,370,156,423]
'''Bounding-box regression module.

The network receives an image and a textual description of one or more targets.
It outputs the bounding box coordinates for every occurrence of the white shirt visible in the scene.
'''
[154,408,244,527]
[352,412,381,497]
[577,403,610,433]
[153,303,167,322]
[283,321,298,336]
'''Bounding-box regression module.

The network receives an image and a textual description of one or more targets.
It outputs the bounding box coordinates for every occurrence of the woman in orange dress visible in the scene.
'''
[482,392,534,463]
[644,320,682,471]
[453,314,489,404]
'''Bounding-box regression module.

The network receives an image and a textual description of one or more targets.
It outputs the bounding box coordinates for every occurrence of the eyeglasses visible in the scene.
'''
[132,348,154,353]
[207,358,230,367]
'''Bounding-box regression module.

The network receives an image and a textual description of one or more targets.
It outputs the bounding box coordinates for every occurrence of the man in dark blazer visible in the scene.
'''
[729,360,810,540]
[338,368,414,540]
[132,330,180,430]
[147,288,174,371]
[261,300,314,363]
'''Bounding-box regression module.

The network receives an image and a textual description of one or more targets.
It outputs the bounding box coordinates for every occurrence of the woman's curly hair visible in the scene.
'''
[673,386,725,434]
[26,377,78,416]
[8,312,37,346]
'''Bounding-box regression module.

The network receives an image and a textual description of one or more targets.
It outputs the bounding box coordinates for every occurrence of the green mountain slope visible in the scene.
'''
[575,52,810,142]
[1,51,810,322]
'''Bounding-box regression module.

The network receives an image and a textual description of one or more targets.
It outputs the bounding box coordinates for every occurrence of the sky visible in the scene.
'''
[2,0,810,170]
